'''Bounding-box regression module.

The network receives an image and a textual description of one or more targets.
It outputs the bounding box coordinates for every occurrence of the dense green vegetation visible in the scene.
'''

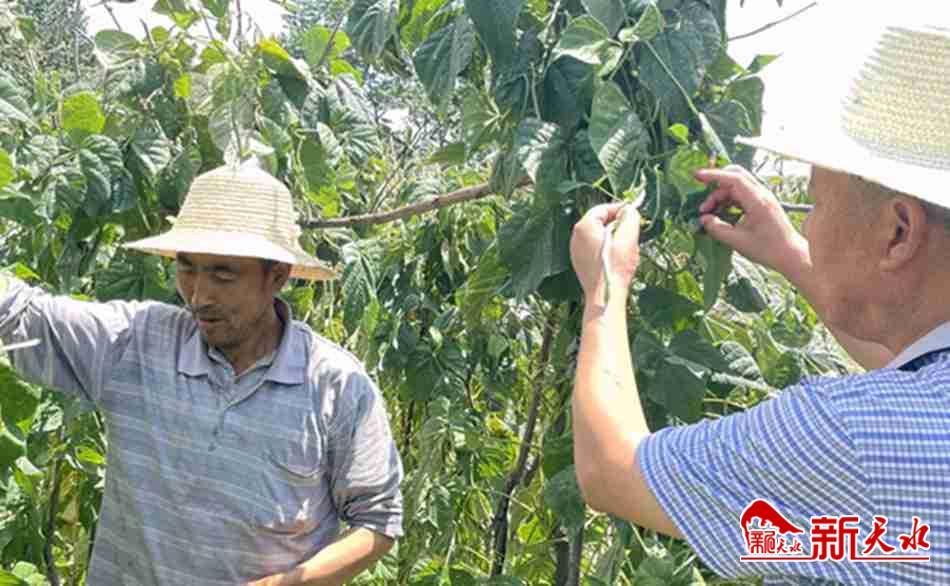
[0,0,846,584]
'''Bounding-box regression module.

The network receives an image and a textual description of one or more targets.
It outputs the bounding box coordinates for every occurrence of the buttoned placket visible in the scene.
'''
[206,349,276,452]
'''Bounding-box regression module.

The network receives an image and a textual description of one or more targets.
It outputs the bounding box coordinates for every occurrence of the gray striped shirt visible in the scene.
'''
[0,277,403,584]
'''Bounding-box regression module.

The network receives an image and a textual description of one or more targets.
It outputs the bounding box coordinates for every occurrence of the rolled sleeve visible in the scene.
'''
[0,276,139,404]
[638,383,874,584]
[327,372,404,539]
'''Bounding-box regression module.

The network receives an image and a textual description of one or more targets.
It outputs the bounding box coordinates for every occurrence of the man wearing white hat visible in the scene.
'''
[0,165,403,584]
[570,23,950,585]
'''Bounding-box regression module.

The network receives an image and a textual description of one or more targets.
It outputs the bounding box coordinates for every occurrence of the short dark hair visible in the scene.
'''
[260,258,277,272]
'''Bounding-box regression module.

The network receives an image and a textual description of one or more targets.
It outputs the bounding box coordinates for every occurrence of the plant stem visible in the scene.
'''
[303,178,530,229]
[490,307,558,576]
[729,2,818,42]
[314,10,347,71]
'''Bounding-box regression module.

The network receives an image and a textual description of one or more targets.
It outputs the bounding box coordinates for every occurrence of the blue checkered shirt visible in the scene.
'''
[639,324,950,585]
[0,277,403,585]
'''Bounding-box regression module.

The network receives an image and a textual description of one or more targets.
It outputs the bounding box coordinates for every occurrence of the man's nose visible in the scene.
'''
[189,273,212,308]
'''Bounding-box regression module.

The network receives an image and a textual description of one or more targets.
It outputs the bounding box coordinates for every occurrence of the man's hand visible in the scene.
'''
[696,165,809,277]
[570,203,642,303]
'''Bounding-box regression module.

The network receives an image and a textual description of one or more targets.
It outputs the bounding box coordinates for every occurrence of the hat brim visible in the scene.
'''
[738,125,950,210]
[124,229,338,281]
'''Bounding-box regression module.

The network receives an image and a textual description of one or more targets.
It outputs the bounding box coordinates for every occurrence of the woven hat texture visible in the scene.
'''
[738,24,950,209]
[124,165,336,281]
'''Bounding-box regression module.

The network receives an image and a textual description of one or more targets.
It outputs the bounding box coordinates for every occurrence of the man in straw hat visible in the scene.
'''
[0,164,403,584]
[569,20,950,584]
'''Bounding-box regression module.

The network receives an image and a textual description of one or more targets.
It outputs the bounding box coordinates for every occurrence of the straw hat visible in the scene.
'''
[124,164,337,280]
[738,24,950,209]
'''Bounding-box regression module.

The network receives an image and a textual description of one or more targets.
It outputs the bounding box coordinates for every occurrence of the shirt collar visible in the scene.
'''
[178,298,307,385]
[885,321,950,369]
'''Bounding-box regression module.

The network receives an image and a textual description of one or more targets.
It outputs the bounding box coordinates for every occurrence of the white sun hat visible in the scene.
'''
[124,164,337,281]
[738,22,950,210]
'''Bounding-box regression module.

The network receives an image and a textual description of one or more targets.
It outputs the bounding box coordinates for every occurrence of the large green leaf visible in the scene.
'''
[589,81,649,194]
[0,188,42,225]
[637,2,720,121]
[637,286,700,329]
[668,147,708,200]
[552,15,610,65]
[542,57,595,132]
[493,31,541,117]
[465,0,525,67]
[668,329,730,372]
[0,363,40,470]
[96,253,169,302]
[619,0,665,42]
[347,0,400,62]
[130,123,173,181]
[461,91,502,153]
[413,14,476,111]
[704,99,753,164]
[459,244,507,329]
[649,362,705,422]
[341,243,378,333]
[301,25,352,68]
[582,0,626,36]
[0,149,12,190]
[497,199,572,298]
[94,29,139,53]
[512,118,565,187]
[62,92,105,141]
[543,466,586,531]
[0,71,33,126]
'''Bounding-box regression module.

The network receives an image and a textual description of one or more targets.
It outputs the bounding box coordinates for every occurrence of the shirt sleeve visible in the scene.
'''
[638,381,874,584]
[0,276,139,405]
[326,371,404,539]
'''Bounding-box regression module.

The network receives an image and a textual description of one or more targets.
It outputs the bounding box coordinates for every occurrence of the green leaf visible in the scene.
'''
[96,253,169,302]
[668,329,730,372]
[76,445,106,466]
[427,142,466,166]
[542,57,595,132]
[497,200,572,298]
[130,123,172,181]
[302,25,352,68]
[0,189,42,225]
[459,244,507,329]
[667,123,689,144]
[720,341,762,379]
[201,0,230,18]
[0,570,29,585]
[726,275,768,313]
[493,31,541,117]
[589,81,649,194]
[413,14,476,111]
[727,76,765,134]
[173,74,192,99]
[0,149,12,190]
[543,466,586,531]
[341,244,377,333]
[462,91,502,153]
[633,330,667,371]
[650,362,705,422]
[637,2,720,120]
[695,234,732,309]
[0,71,34,126]
[703,100,753,163]
[258,39,308,80]
[0,363,40,470]
[619,0,665,42]
[582,0,626,36]
[94,29,139,53]
[552,15,610,65]
[62,92,105,141]
[465,0,525,67]
[771,310,813,348]
[512,118,564,186]
[347,0,399,62]
[668,147,708,199]
[637,286,700,329]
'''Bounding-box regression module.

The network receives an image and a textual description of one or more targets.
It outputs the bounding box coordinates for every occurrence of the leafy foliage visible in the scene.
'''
[0,0,842,585]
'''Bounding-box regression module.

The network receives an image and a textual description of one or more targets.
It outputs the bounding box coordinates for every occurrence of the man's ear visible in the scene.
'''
[880,197,929,272]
